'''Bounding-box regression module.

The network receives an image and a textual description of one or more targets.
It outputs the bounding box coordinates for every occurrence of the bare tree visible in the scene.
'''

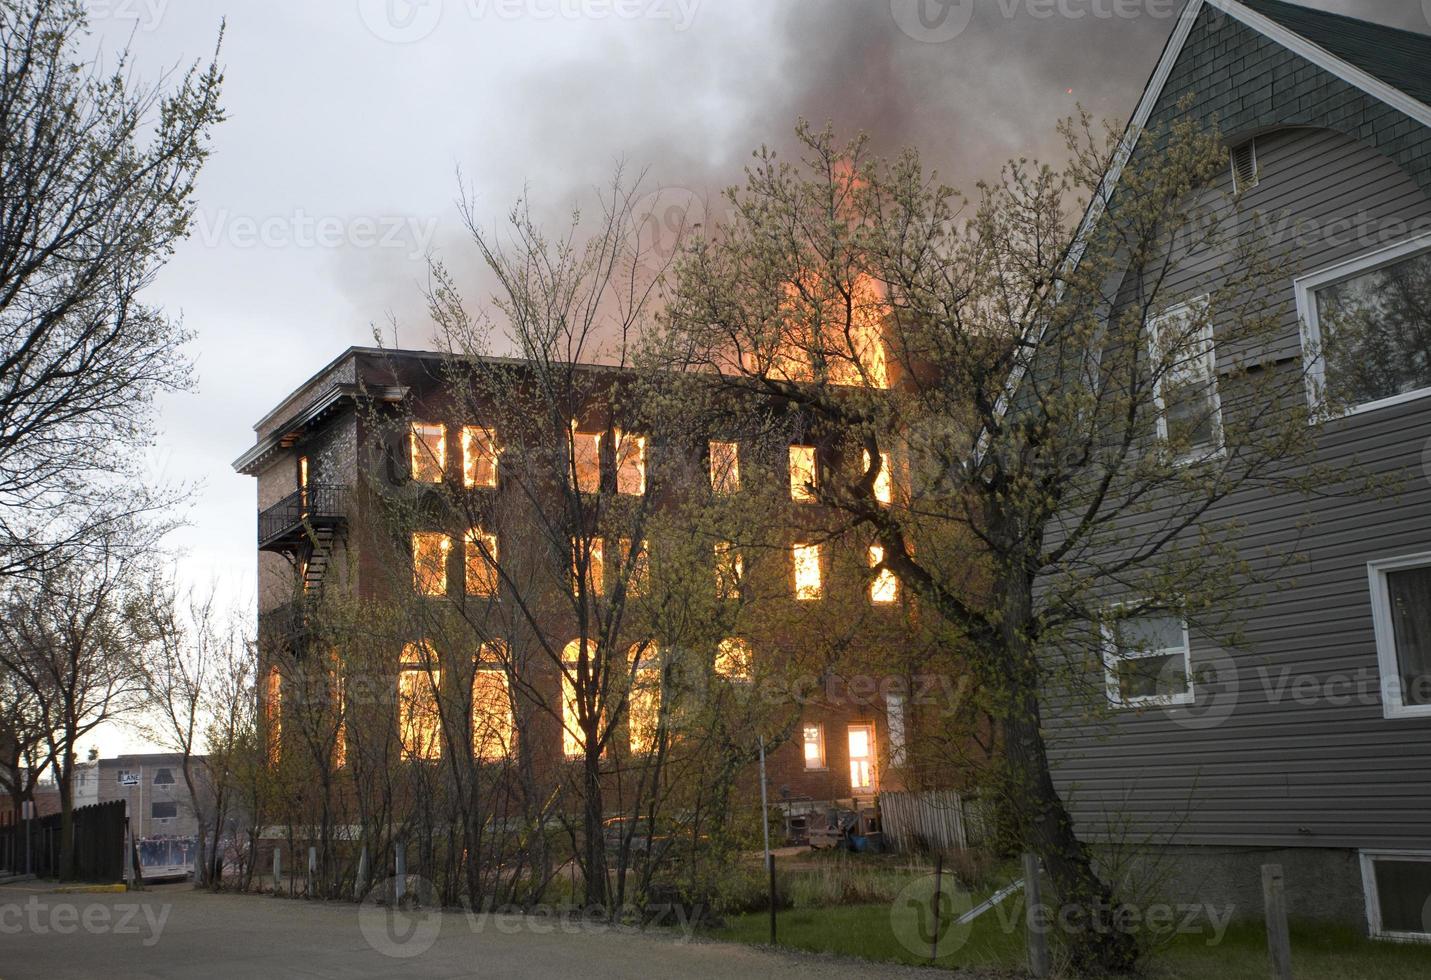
[0,0,224,577]
[665,117,1334,973]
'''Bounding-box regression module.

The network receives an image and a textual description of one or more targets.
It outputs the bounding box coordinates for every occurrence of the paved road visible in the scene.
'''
[0,882,934,979]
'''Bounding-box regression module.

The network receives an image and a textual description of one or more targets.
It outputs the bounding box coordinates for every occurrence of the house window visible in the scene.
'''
[572,536,604,597]
[1148,296,1222,457]
[715,637,752,682]
[848,724,876,792]
[620,538,649,596]
[714,541,743,600]
[709,440,740,493]
[569,426,601,493]
[868,545,898,604]
[561,639,599,760]
[615,431,646,496]
[410,422,446,483]
[464,528,499,597]
[862,449,893,504]
[265,665,282,763]
[1361,851,1431,942]
[1102,612,1194,707]
[151,802,177,820]
[789,446,818,502]
[1368,553,1431,718]
[398,643,442,761]
[1296,235,1431,416]
[461,425,499,488]
[802,722,825,770]
[628,646,661,754]
[412,532,451,597]
[472,662,512,762]
[153,768,174,785]
[792,543,822,600]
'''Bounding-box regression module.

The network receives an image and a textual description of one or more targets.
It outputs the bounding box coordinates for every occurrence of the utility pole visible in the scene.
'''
[758,735,775,945]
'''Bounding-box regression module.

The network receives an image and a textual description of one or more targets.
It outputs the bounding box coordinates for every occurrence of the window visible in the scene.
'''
[620,538,649,596]
[628,646,661,754]
[464,528,499,597]
[472,663,512,762]
[412,532,451,596]
[1148,296,1222,457]
[153,768,174,785]
[868,545,898,604]
[861,449,894,505]
[789,446,818,502]
[1368,553,1431,718]
[398,643,442,761]
[714,541,743,600]
[265,665,282,764]
[570,426,601,493]
[572,536,604,597]
[715,637,752,682]
[561,639,599,759]
[298,456,309,510]
[329,649,346,770]
[1361,851,1431,942]
[151,802,178,820]
[1102,612,1193,707]
[709,440,740,493]
[802,722,825,770]
[1230,139,1258,193]
[410,422,446,483]
[461,425,499,488]
[1296,235,1431,416]
[615,431,646,496]
[848,724,876,792]
[792,543,822,600]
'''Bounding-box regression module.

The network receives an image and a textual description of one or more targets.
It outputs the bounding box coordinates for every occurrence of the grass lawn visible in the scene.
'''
[709,904,1431,977]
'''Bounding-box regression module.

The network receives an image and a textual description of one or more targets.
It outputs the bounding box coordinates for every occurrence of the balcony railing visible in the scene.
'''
[258,484,346,550]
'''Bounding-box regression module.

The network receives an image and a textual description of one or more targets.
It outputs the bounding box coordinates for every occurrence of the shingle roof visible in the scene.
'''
[1238,0,1431,106]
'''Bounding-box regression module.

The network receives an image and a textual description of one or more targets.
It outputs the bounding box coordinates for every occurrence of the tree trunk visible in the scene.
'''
[582,743,607,909]
[1000,571,1138,976]
[56,749,75,881]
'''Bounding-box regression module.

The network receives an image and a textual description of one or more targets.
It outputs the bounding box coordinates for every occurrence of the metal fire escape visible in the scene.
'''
[257,484,347,655]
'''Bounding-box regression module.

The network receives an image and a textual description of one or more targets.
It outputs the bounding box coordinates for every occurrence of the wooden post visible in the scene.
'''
[930,851,944,964]
[1023,852,1051,979]
[1262,864,1293,980]
[307,846,317,897]
[395,842,407,905]
[272,847,282,895]
[355,846,370,900]
[767,852,777,946]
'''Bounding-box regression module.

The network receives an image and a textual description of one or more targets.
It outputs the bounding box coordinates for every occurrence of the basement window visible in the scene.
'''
[1231,139,1258,193]
[412,532,451,597]
[792,543,822,600]
[802,722,826,770]
[464,528,499,597]
[410,422,446,483]
[461,425,499,488]
[714,541,743,600]
[1361,851,1431,942]
[398,643,442,761]
[709,440,740,493]
[789,446,818,502]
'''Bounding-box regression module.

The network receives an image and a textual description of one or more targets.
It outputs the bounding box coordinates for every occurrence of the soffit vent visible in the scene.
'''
[1231,140,1259,193]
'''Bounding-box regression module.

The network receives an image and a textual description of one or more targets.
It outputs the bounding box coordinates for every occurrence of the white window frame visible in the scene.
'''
[1101,607,1195,708]
[1367,551,1431,720]
[1147,294,1223,462]
[1295,232,1431,420]
[1359,849,1431,943]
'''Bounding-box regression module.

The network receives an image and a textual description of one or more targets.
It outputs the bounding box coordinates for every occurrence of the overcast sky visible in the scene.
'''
[81,0,1426,754]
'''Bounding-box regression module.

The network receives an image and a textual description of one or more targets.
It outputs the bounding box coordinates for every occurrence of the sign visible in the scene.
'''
[118,771,139,787]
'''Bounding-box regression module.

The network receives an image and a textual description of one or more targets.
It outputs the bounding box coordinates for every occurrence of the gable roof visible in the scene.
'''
[1238,0,1431,107]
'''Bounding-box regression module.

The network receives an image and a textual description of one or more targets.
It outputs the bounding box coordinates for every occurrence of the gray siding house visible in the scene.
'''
[1045,0,1431,938]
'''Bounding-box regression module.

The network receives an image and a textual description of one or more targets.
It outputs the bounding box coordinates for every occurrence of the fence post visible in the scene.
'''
[395,842,407,906]
[767,852,777,946]
[356,846,370,901]
[1023,852,1051,979]
[272,846,282,895]
[1262,864,1293,980]
[307,847,317,897]
[930,851,944,964]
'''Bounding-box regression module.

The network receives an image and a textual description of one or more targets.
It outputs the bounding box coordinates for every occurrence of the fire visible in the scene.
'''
[760,271,890,389]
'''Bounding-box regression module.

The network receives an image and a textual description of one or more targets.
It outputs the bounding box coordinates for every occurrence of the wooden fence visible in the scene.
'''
[880,789,984,853]
[0,799,127,882]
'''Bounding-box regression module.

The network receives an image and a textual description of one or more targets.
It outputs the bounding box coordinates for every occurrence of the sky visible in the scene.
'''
[81,0,1427,754]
